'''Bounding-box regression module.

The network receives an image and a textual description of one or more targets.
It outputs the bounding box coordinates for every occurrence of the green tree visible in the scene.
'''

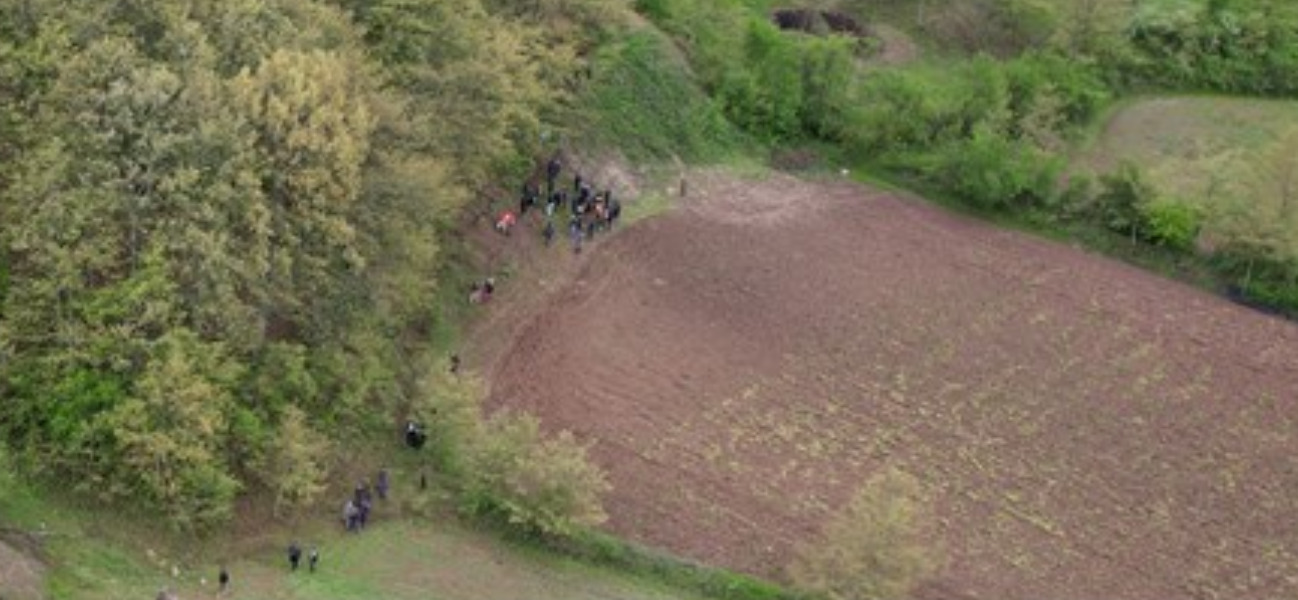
[789,468,939,600]
[259,405,332,516]
[360,0,554,186]
[103,329,242,529]
[467,412,610,537]
[231,47,376,338]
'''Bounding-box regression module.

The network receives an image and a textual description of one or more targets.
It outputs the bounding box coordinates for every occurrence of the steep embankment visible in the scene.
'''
[484,170,1298,600]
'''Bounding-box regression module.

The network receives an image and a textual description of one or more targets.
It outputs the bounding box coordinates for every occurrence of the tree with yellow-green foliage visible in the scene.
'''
[0,0,580,529]
[789,468,940,600]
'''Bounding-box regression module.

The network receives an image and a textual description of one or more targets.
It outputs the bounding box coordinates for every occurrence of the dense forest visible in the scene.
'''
[0,0,615,528]
[3,0,1298,536]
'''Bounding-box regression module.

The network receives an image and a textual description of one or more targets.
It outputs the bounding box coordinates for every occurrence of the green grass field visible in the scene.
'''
[1078,95,1298,201]
[0,454,712,600]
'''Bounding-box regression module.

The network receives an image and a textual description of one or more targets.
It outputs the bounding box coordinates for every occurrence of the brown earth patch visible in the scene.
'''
[479,170,1298,600]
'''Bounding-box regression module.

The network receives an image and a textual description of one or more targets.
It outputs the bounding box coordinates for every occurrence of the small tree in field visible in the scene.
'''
[789,468,939,600]
[466,411,609,537]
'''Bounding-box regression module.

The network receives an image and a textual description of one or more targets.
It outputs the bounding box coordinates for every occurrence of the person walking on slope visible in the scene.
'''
[218,565,230,594]
[309,547,320,573]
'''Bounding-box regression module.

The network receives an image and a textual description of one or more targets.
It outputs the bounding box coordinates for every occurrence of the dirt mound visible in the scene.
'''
[483,171,1298,600]
[772,8,869,38]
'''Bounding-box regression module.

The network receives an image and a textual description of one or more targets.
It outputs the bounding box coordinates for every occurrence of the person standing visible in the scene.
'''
[546,156,561,197]
[288,542,302,571]
[343,499,359,532]
[543,218,555,246]
[376,469,389,501]
[569,218,583,254]
[309,547,320,573]
[219,566,230,594]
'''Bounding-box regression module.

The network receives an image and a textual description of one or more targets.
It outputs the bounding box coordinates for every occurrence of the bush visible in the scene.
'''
[932,125,1061,210]
[1059,171,1098,217]
[788,468,939,600]
[1141,198,1201,251]
[1096,162,1156,239]
[465,411,610,537]
[1122,0,1298,94]
[413,371,610,539]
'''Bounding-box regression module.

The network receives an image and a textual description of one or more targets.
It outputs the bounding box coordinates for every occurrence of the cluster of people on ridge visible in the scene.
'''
[495,154,624,256]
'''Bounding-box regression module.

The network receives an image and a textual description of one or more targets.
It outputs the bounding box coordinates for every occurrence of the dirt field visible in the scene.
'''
[479,170,1298,600]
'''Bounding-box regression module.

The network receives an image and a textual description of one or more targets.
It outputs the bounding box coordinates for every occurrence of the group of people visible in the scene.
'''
[162,430,430,597]
[498,155,624,256]
[286,542,320,572]
[343,469,389,533]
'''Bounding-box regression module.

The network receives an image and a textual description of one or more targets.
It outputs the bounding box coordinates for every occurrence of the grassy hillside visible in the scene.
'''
[0,454,720,600]
[1080,96,1298,200]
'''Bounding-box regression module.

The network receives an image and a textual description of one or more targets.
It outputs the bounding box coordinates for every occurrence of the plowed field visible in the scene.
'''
[483,171,1298,600]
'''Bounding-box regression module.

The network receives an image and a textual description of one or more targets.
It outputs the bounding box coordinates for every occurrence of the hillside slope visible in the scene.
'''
[485,170,1298,600]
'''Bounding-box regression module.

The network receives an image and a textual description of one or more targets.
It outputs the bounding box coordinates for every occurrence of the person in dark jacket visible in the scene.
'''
[288,542,302,571]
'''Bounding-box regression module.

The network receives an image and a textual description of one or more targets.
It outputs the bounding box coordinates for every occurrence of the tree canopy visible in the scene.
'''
[0,0,579,528]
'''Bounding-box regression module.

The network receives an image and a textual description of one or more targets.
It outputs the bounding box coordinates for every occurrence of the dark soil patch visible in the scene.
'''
[771,8,869,38]
[481,171,1298,600]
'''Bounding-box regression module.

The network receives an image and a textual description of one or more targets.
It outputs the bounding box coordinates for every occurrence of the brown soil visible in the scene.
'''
[475,170,1298,600]
[869,24,921,67]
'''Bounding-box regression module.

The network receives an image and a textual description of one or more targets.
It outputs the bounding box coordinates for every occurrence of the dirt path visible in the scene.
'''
[481,170,1298,600]
[0,538,45,600]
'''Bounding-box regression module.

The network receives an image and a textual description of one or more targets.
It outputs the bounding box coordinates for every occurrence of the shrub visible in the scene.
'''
[932,125,1061,210]
[788,468,939,600]
[1096,162,1156,240]
[466,411,610,537]
[413,371,610,539]
[1141,198,1201,251]
[1059,171,1098,216]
